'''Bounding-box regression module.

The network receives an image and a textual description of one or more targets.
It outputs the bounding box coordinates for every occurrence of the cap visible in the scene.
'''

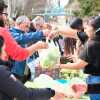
[70,18,83,30]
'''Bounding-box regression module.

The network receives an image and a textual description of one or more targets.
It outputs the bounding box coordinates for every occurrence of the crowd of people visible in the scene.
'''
[0,0,100,100]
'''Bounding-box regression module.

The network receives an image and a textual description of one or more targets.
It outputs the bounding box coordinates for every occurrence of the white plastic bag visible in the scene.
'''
[39,40,61,69]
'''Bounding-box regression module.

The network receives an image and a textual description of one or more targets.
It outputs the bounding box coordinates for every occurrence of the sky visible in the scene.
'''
[52,0,69,7]
[60,0,69,7]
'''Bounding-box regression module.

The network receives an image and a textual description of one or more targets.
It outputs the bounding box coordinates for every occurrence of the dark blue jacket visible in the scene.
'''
[9,27,45,77]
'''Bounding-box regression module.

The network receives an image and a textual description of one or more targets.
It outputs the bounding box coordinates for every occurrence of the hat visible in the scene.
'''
[0,0,7,13]
[70,18,83,30]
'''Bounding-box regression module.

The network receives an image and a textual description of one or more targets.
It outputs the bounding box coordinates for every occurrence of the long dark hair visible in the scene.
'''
[90,16,100,36]
[64,37,77,56]
[0,16,5,27]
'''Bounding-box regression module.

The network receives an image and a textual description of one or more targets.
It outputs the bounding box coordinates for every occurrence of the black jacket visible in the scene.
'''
[0,64,55,100]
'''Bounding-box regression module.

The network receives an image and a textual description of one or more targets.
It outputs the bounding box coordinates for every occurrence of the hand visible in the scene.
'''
[71,83,87,98]
[63,85,76,98]
[52,84,76,99]
[36,41,48,49]
[47,32,55,40]
[42,29,51,37]
[42,29,58,40]
[51,92,65,100]
[52,83,87,99]
[50,81,75,99]
[49,30,59,39]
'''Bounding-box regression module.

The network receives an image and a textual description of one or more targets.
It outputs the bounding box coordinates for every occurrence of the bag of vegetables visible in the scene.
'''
[39,40,60,69]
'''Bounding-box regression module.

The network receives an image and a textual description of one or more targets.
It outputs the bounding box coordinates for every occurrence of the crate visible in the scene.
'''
[35,67,60,79]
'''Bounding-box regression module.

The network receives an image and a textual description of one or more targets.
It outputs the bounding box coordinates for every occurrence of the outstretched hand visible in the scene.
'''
[36,41,48,49]
[71,83,87,98]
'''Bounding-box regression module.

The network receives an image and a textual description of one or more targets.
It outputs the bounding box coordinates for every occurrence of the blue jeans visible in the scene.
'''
[86,75,100,100]
[27,58,40,80]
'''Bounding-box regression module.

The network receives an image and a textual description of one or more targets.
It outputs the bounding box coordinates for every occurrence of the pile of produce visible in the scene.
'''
[25,74,69,95]
[60,69,87,80]
[25,74,88,99]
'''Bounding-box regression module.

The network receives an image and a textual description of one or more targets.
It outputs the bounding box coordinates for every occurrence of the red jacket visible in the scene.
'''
[0,27,29,61]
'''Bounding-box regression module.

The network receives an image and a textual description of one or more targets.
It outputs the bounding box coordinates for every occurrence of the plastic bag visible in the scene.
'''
[25,74,69,95]
[39,40,61,69]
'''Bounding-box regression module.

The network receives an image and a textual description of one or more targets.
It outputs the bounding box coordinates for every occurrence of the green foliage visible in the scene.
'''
[75,0,100,17]
[79,0,93,16]
[59,69,86,80]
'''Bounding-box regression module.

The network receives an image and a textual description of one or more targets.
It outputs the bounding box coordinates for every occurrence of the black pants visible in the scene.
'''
[0,66,54,100]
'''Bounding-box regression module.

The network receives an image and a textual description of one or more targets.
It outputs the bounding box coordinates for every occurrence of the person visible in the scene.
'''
[58,18,87,64]
[0,0,56,100]
[0,35,55,100]
[59,16,100,100]
[70,81,100,96]
[29,22,36,32]
[9,15,50,82]
[63,37,76,58]
[51,18,88,59]
[56,17,88,42]
[32,16,44,31]
[0,0,49,62]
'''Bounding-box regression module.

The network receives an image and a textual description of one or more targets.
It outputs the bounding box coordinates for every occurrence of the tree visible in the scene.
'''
[92,0,100,15]
[77,0,100,17]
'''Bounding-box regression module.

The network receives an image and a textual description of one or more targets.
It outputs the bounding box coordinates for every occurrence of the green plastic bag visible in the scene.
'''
[39,41,60,69]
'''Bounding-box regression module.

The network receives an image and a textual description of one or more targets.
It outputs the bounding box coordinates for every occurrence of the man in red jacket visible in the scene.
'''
[0,1,48,61]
